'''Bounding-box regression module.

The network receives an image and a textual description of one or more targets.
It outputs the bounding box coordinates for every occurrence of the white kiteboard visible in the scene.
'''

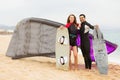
[55,27,70,70]
[93,28,108,74]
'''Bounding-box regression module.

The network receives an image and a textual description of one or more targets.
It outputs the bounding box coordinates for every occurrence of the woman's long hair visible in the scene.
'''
[67,14,77,25]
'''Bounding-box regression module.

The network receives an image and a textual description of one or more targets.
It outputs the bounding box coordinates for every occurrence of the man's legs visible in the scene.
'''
[83,46,91,69]
[84,56,89,69]
[81,47,89,69]
[87,55,92,69]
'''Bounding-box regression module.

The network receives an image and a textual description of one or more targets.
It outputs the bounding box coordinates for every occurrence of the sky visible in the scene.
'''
[0,0,120,29]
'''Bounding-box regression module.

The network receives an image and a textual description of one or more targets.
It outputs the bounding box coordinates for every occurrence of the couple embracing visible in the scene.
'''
[60,14,98,70]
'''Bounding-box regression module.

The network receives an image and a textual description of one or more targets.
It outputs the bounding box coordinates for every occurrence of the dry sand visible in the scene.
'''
[0,35,120,80]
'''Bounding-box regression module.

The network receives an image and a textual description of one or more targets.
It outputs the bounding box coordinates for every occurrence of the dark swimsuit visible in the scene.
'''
[66,23,77,46]
[79,21,94,69]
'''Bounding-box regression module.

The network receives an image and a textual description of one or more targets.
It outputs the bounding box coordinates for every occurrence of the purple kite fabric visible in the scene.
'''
[76,34,118,61]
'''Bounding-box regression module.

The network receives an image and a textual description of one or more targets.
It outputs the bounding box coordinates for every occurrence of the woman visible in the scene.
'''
[60,14,79,70]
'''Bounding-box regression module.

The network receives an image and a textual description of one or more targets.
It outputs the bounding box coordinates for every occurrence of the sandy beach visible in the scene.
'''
[0,34,120,80]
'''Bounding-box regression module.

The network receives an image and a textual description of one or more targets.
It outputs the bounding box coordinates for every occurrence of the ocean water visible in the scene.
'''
[102,29,120,64]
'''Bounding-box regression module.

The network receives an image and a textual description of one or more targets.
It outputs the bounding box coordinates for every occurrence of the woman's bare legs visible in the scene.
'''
[73,46,78,70]
[69,50,72,70]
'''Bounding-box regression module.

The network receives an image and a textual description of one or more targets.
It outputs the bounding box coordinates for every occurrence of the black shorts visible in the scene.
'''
[70,37,77,46]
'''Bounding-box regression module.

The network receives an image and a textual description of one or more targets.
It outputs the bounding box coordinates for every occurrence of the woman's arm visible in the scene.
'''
[59,25,66,29]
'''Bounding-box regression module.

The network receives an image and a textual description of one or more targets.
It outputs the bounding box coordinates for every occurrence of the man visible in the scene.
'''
[79,14,98,69]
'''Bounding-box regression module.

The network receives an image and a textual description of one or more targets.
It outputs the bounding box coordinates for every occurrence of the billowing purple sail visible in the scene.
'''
[76,34,118,62]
